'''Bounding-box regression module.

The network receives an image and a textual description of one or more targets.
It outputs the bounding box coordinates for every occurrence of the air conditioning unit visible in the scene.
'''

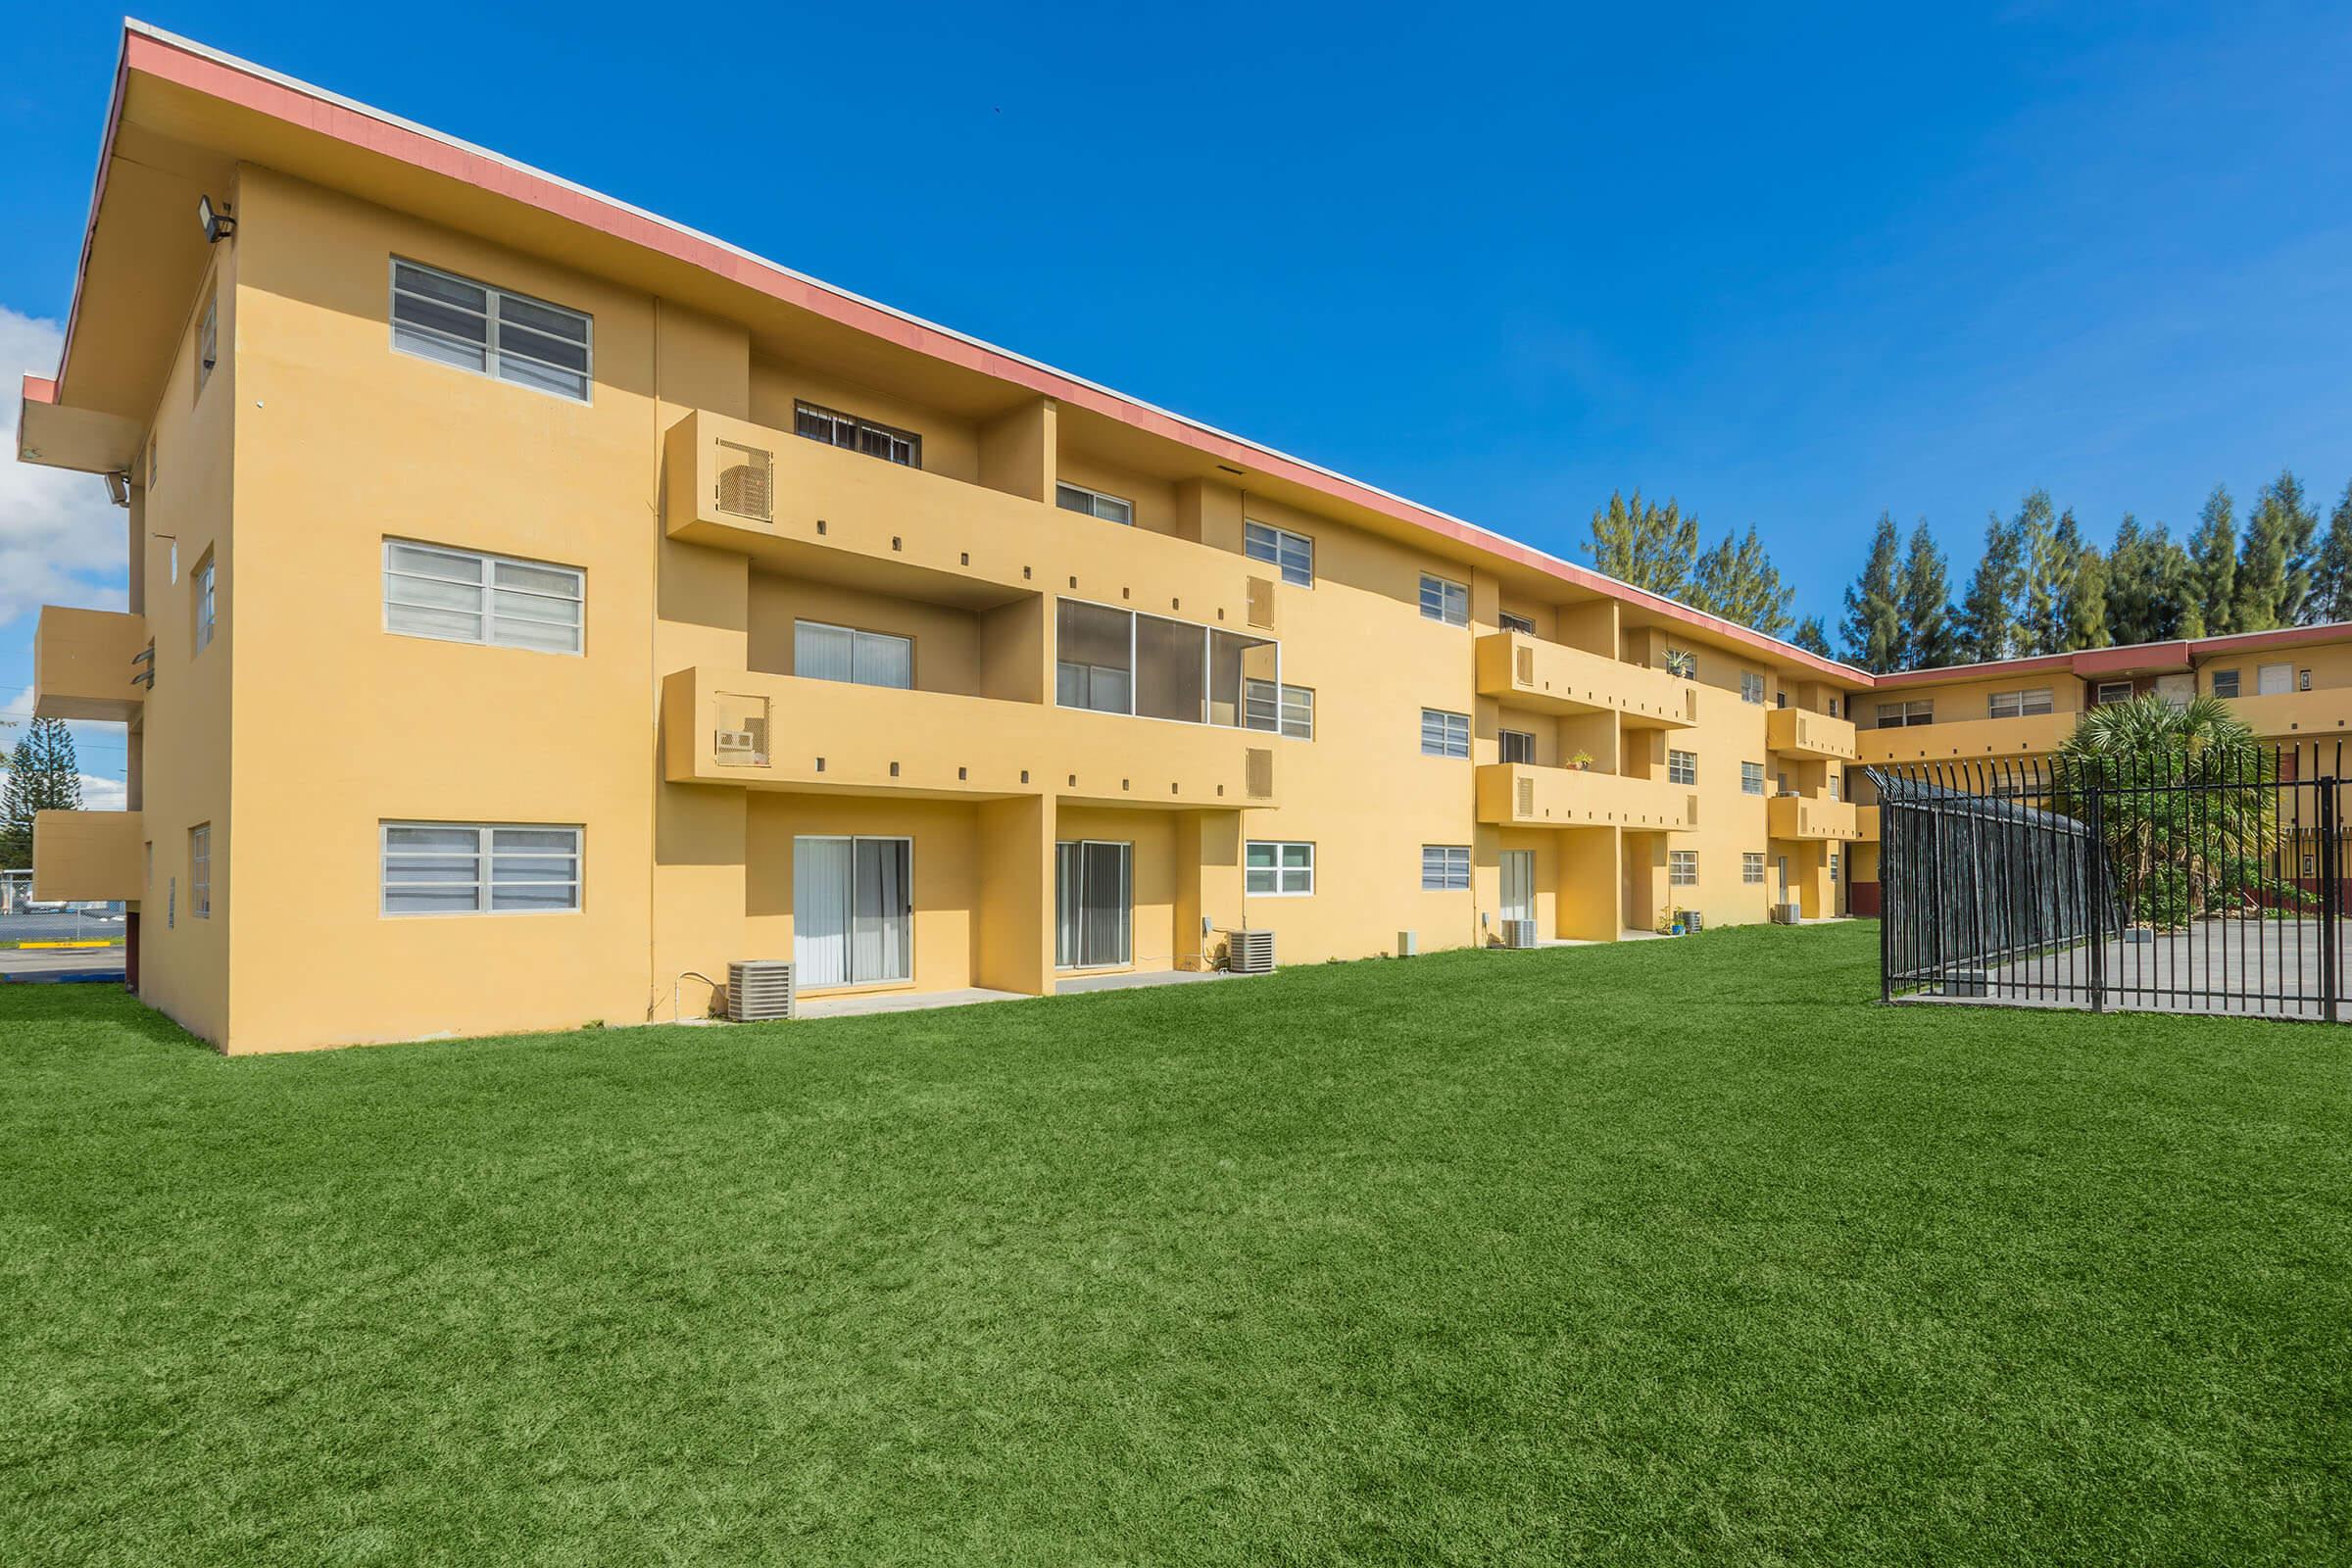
[1770,903,1802,925]
[1396,929,1419,957]
[726,959,794,1022]
[715,441,775,521]
[714,728,760,758]
[1501,918,1539,950]
[1680,910,1703,935]
[1226,929,1276,974]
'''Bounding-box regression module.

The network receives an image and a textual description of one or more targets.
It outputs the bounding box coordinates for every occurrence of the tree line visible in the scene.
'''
[1584,473,2352,673]
[0,717,83,871]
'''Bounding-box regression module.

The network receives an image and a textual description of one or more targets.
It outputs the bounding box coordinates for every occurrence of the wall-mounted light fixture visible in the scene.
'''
[197,195,236,244]
[105,470,130,507]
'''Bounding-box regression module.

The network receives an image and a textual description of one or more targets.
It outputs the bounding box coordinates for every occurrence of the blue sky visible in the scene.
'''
[5,3,2351,792]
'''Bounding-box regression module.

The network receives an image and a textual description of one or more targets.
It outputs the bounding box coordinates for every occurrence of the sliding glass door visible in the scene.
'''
[795,836,912,989]
[1054,840,1132,969]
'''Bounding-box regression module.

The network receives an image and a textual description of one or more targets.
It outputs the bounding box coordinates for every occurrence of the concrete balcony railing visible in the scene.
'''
[1473,631,1697,728]
[34,607,148,721]
[1856,710,2076,765]
[1473,761,1692,831]
[2221,690,2352,742]
[31,809,143,903]
[1856,804,1882,843]
[662,409,1269,629]
[1768,795,1862,842]
[661,667,1276,809]
[1765,706,1858,761]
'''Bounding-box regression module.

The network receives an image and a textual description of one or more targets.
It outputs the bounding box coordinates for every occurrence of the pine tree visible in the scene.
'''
[1838,513,1904,672]
[1689,525,1794,636]
[1955,514,2025,663]
[2066,533,2112,650]
[2307,481,2352,625]
[2231,469,2319,631]
[2104,514,2157,645]
[0,718,83,871]
[1584,490,1699,601]
[1895,518,1957,669]
[2014,491,2064,656]
[1788,615,1833,658]
[2180,485,2236,638]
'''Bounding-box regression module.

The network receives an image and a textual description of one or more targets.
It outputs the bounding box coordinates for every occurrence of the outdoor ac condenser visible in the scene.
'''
[1501,918,1539,950]
[1396,930,1419,957]
[1226,930,1276,975]
[1770,903,1802,925]
[726,960,795,1022]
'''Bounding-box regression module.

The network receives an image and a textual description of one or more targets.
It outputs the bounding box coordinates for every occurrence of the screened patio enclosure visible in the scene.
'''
[1054,599,1279,728]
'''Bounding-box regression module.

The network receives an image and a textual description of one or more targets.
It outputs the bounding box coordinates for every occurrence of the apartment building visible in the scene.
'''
[1847,625,2352,911]
[22,24,1879,1054]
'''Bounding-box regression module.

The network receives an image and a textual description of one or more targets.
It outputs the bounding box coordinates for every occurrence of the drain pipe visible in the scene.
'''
[672,970,720,1024]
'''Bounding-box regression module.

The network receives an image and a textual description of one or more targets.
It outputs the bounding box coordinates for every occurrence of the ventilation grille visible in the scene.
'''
[1245,575,1276,629]
[1501,918,1539,950]
[726,960,795,1021]
[1227,929,1276,974]
[715,441,775,522]
[1246,747,1274,799]
[1515,776,1535,818]
[1515,646,1535,685]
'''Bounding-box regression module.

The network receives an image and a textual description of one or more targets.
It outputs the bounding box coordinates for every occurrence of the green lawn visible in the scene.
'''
[4,923,2345,1566]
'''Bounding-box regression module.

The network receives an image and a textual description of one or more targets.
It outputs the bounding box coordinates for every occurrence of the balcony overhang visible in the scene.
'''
[31,810,143,904]
[1475,762,1691,832]
[17,375,144,476]
[34,606,149,721]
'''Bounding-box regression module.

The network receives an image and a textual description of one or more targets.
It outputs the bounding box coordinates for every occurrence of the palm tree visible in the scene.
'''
[2051,694,2275,928]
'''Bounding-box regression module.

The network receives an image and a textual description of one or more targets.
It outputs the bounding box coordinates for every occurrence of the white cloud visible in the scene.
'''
[1,307,128,625]
[2,683,127,809]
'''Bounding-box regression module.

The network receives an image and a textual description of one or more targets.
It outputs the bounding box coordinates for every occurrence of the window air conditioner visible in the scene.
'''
[714,729,759,757]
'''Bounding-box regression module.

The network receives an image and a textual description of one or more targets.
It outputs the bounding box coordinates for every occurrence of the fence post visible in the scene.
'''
[2085,780,2106,1013]
[2322,778,2339,1023]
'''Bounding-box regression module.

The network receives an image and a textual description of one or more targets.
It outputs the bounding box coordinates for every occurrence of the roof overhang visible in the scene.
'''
[17,373,142,475]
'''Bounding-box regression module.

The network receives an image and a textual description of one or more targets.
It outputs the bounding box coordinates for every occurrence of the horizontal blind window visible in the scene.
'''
[1244,520,1314,586]
[1419,574,1468,626]
[1421,845,1471,891]
[1056,483,1134,524]
[1497,611,1536,635]
[383,822,580,915]
[796,400,921,466]
[385,541,583,654]
[1420,709,1470,758]
[391,260,591,401]
[1245,841,1314,896]
[795,620,913,689]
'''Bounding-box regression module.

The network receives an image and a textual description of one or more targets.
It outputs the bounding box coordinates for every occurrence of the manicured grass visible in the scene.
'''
[3,924,2345,1565]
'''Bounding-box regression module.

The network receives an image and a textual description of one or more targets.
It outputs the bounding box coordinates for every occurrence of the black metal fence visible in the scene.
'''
[1868,744,2349,1021]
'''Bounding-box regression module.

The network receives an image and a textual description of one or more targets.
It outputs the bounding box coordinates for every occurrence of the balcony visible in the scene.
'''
[31,810,143,903]
[1857,710,2075,765]
[1474,762,1691,831]
[662,410,1267,627]
[1473,632,1696,727]
[1856,805,1881,843]
[1765,707,1857,761]
[2221,690,2352,742]
[662,667,1275,809]
[33,607,147,720]
[1768,795,1861,842]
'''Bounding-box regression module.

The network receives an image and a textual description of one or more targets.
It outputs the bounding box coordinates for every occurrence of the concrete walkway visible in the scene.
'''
[794,966,1243,1021]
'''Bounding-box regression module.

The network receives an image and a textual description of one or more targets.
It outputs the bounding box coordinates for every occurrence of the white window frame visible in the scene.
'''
[2094,680,2134,705]
[1497,611,1537,636]
[1244,520,1314,587]
[1245,841,1315,897]
[1741,852,1765,885]
[1876,699,1933,728]
[1740,760,1765,796]
[795,399,921,466]
[196,289,219,396]
[1245,679,1314,740]
[1419,573,1470,626]
[1421,845,1471,892]
[1054,596,1281,731]
[193,552,216,654]
[1668,749,1696,786]
[383,540,586,656]
[1669,850,1698,887]
[1740,671,1766,705]
[1988,687,2054,718]
[389,258,593,403]
[2257,662,2293,696]
[1420,708,1471,759]
[2210,668,2240,698]
[380,821,583,917]
[793,618,913,689]
[1498,728,1538,765]
[1055,482,1134,525]
[189,823,211,918]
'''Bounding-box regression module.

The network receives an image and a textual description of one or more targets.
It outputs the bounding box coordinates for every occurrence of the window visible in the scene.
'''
[794,619,912,689]
[1876,699,1933,728]
[1742,852,1765,885]
[147,432,159,493]
[2211,668,2240,698]
[381,822,581,915]
[1421,845,1471,891]
[796,399,920,466]
[1419,573,1469,626]
[1054,599,1277,728]
[2255,662,2293,695]
[1988,688,2054,718]
[384,541,584,655]
[1246,841,1315,896]
[1420,708,1471,759]
[188,824,211,918]
[1244,520,1313,587]
[196,290,219,395]
[1246,679,1314,739]
[1056,482,1133,525]
[1668,749,1696,786]
[192,551,216,654]
[1740,760,1765,796]
[390,259,592,401]
[798,836,913,986]
[1740,671,1766,705]
[1498,728,1538,765]
[2094,680,2133,706]
[1669,850,1697,887]
[1830,852,1840,885]
[1497,611,1537,636]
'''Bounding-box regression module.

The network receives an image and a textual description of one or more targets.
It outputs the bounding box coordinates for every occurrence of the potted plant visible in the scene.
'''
[1569,750,1593,771]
